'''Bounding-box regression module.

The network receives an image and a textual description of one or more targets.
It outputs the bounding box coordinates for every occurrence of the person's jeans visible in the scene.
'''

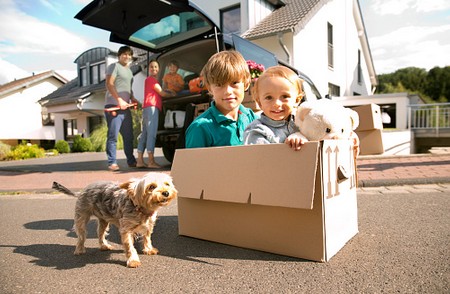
[137,106,159,153]
[105,109,136,166]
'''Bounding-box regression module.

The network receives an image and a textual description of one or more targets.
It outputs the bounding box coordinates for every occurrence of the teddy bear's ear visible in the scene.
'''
[347,108,360,130]
[297,102,313,121]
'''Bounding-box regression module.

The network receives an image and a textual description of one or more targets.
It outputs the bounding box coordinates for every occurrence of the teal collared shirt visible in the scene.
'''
[185,102,257,148]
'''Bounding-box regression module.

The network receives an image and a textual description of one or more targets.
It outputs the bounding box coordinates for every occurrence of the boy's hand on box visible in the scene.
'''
[286,132,308,151]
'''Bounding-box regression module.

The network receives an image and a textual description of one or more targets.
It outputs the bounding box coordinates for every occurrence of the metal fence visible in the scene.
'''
[408,103,450,135]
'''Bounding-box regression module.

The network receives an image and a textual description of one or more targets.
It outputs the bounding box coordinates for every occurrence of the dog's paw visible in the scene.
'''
[143,247,159,255]
[74,247,86,255]
[126,259,141,268]
[100,244,114,251]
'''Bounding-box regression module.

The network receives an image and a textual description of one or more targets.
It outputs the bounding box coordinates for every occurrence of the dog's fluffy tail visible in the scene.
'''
[52,181,76,197]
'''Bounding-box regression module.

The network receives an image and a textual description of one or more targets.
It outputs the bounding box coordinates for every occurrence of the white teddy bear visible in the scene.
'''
[290,99,359,141]
[288,99,360,184]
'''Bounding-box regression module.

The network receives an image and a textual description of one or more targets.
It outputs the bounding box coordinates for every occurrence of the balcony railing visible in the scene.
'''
[408,103,450,136]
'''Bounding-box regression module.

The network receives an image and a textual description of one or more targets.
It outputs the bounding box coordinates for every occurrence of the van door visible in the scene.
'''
[75,0,219,53]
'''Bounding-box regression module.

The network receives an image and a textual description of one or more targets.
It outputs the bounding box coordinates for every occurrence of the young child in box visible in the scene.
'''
[243,65,306,150]
[185,51,257,148]
[162,60,185,95]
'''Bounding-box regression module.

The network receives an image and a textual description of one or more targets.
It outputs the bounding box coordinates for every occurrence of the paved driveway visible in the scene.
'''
[0,187,449,293]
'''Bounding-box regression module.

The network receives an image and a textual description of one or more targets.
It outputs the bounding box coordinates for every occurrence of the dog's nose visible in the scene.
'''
[162,191,169,197]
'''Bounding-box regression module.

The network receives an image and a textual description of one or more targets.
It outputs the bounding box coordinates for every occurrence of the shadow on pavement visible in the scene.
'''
[16,216,302,270]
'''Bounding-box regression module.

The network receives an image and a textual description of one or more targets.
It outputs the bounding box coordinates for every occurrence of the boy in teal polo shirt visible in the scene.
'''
[186,51,257,148]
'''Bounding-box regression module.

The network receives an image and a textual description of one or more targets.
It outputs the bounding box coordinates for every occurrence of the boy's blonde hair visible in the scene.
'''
[201,51,251,90]
[252,65,304,104]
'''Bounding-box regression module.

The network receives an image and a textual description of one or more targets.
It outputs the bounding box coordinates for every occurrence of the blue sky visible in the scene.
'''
[0,0,449,84]
[0,0,119,83]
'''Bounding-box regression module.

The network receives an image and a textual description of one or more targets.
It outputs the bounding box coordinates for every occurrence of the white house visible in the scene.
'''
[193,0,377,97]
[0,71,67,147]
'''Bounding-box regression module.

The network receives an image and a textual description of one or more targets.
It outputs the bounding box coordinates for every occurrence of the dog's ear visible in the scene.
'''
[119,181,140,206]
[133,178,147,201]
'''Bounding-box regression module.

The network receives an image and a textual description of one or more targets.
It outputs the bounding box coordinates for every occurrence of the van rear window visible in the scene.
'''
[130,12,211,49]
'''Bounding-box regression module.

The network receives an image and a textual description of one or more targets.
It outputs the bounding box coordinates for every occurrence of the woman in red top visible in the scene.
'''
[137,60,174,168]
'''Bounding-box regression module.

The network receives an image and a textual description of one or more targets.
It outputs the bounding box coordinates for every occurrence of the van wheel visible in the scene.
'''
[162,144,175,163]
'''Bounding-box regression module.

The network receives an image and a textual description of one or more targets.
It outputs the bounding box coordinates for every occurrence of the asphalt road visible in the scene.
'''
[0,186,449,293]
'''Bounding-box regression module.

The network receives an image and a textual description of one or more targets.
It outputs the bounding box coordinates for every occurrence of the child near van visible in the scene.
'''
[185,51,257,148]
[162,60,184,94]
[243,65,306,150]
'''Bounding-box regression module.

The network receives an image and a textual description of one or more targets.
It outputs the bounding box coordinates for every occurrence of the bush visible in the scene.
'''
[55,140,70,154]
[0,141,11,161]
[72,135,93,153]
[6,142,45,160]
[89,122,123,152]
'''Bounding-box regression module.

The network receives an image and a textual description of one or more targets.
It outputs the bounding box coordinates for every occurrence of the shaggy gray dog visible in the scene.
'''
[52,172,177,268]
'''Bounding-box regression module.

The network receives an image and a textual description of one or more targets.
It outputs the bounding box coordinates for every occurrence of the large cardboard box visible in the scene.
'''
[356,129,385,155]
[353,104,383,131]
[171,141,359,262]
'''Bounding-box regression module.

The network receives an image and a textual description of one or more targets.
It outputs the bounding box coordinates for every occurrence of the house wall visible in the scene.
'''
[289,0,371,97]
[133,71,145,103]
[53,112,93,142]
[0,79,63,143]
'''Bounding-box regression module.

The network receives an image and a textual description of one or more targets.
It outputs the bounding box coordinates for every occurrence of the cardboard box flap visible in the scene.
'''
[171,142,320,209]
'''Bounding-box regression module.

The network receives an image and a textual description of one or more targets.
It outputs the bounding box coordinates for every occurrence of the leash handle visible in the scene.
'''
[105,103,138,116]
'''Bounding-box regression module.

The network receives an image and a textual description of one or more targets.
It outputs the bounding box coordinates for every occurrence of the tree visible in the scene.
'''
[376,66,449,103]
[425,66,450,103]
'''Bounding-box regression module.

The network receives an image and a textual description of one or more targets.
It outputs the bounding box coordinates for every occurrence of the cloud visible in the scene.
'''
[0,0,88,56]
[370,24,450,48]
[370,24,450,73]
[371,0,450,15]
[38,0,62,15]
[414,0,450,13]
[0,58,29,84]
[371,0,413,16]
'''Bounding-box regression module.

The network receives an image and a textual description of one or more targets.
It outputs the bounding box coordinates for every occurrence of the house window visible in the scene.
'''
[327,23,334,68]
[64,119,78,140]
[221,5,241,35]
[41,107,54,126]
[90,62,106,84]
[80,67,87,87]
[328,83,340,97]
[91,64,99,84]
[88,116,104,135]
[357,50,362,84]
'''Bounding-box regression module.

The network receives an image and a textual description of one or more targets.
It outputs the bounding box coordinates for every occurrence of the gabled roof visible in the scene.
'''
[242,0,330,39]
[0,70,68,97]
[38,78,105,107]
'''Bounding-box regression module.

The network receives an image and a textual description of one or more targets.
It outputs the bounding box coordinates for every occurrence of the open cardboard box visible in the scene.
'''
[356,129,385,155]
[171,140,358,262]
[352,103,383,131]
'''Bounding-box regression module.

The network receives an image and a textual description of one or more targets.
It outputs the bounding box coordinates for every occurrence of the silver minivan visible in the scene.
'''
[76,0,321,161]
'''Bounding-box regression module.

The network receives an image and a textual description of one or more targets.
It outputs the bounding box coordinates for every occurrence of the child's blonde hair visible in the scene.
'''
[252,65,304,104]
[201,51,251,90]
